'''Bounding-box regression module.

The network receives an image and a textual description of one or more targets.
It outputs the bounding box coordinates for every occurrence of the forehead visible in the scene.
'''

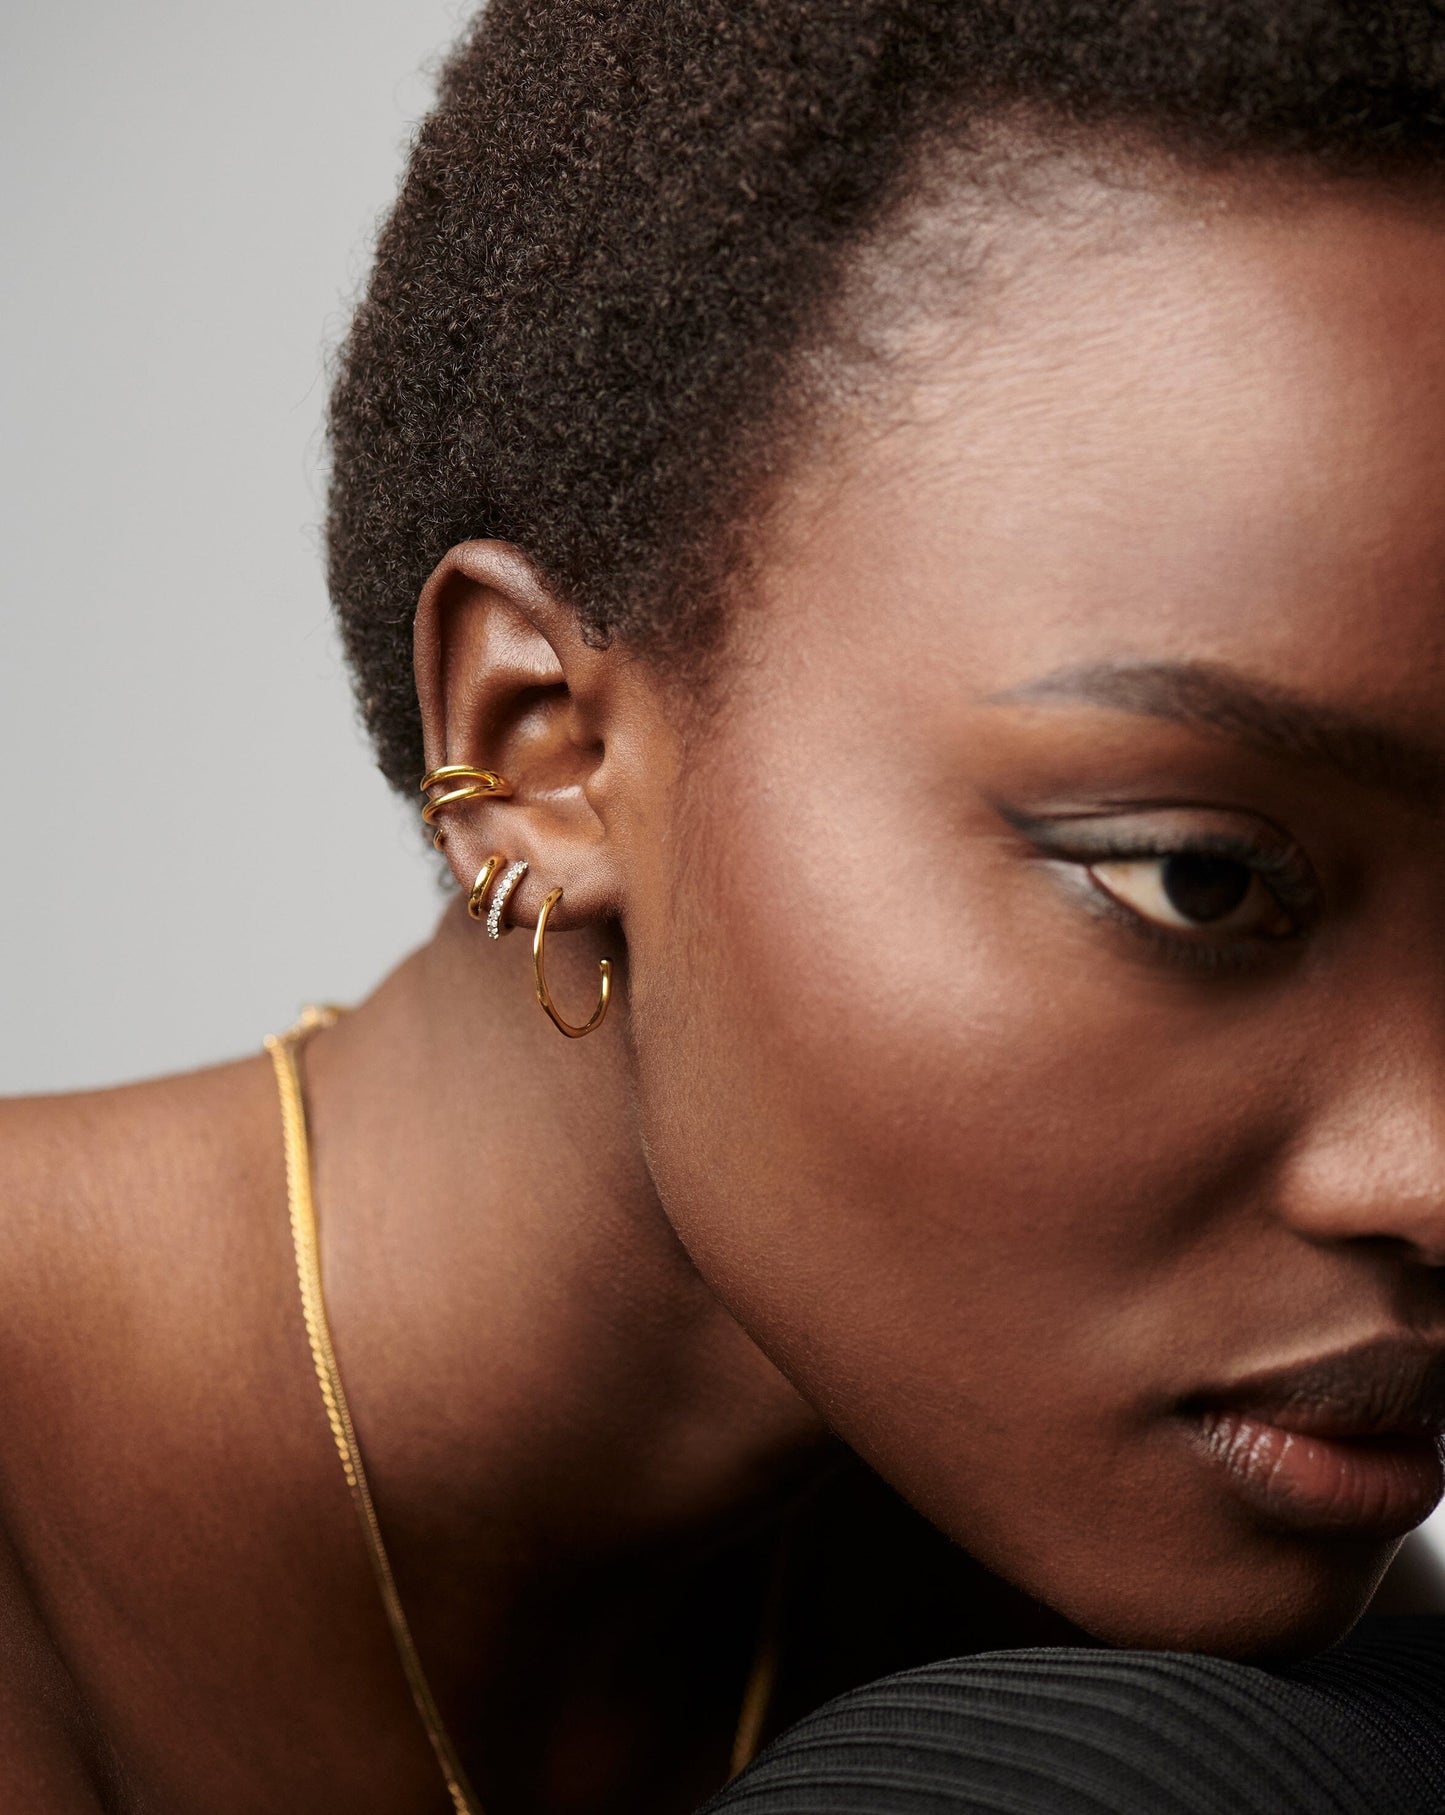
[757,173,1445,734]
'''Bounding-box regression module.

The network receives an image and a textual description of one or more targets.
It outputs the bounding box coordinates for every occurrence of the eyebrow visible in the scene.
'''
[987,659,1445,818]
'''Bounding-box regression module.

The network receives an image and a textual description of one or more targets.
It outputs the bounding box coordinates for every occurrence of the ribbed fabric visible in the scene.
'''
[701,1617,1445,1814]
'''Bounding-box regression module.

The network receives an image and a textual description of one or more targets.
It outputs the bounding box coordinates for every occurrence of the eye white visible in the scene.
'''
[1087,856,1270,934]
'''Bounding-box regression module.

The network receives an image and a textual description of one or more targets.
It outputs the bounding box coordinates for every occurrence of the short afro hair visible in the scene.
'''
[326,1,1445,795]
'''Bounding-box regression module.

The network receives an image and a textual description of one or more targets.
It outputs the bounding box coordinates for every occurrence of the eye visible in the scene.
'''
[1087,852,1297,939]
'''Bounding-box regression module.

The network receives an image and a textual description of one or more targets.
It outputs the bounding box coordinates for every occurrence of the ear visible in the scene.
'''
[413,540,658,933]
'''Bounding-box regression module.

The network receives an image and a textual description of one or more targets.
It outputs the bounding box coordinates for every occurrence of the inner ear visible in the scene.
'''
[415,539,592,789]
[412,538,619,908]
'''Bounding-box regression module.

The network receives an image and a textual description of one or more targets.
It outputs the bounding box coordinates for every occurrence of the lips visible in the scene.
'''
[1182,1337,1445,1535]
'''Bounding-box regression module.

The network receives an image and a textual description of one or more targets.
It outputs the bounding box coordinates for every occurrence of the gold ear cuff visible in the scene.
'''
[419,764,513,848]
[466,854,504,920]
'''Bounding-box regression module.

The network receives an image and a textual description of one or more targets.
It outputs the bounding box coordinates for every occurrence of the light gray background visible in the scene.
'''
[1,0,466,1097]
[4,4,1443,1573]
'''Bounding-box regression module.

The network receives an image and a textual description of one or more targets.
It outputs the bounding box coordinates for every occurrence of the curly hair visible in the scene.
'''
[326,1,1445,794]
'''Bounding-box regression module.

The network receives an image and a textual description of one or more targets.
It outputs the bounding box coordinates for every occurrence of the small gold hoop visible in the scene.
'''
[532,886,611,1039]
[467,853,506,921]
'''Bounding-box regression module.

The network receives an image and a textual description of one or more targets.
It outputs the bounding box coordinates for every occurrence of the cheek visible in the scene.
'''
[634,744,1268,1396]
[625,733,1356,1648]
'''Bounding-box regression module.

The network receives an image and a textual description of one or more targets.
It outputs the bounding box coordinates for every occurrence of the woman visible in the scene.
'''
[4,2,1445,1810]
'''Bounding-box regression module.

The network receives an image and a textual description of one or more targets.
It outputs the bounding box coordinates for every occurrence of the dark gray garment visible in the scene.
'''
[700,1617,1445,1813]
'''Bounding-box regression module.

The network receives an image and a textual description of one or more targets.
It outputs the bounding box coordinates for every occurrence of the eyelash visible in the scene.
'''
[1013,820,1322,978]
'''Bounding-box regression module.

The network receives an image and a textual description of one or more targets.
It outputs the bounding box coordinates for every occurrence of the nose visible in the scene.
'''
[1274,1012,1445,1269]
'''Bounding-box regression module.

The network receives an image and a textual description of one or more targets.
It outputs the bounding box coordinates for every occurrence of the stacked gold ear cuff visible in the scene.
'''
[419,765,513,850]
[419,764,611,1038]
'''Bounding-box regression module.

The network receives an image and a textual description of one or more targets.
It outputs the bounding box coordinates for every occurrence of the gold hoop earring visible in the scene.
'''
[419,765,512,848]
[533,886,611,1038]
[467,853,506,921]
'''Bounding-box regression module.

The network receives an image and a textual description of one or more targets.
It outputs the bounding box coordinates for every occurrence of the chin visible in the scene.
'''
[1046,1532,1400,1663]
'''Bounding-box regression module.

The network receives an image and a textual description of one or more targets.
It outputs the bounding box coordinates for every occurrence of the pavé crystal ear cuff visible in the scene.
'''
[419,764,512,849]
[486,860,529,940]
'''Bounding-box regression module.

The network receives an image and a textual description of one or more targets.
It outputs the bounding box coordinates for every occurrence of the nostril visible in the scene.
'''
[1362,1232,1445,1271]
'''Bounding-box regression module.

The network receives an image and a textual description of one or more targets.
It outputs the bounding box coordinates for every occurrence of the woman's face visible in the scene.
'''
[624,172,1445,1656]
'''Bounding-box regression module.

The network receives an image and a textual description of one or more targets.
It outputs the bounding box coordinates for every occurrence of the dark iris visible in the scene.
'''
[1161,853,1252,924]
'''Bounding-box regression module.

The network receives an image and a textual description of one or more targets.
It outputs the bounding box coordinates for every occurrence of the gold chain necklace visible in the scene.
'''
[264,1007,782,1813]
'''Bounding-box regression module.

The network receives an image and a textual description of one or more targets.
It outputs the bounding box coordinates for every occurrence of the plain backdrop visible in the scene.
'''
[1,0,465,1096]
[2,4,1443,1572]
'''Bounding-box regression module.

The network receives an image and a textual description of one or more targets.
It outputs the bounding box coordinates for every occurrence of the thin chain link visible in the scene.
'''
[264,1005,782,1813]
[266,1011,482,1814]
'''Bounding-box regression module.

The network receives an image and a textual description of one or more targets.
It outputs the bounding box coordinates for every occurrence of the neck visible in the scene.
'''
[287,899,1081,1809]
[299,896,831,1650]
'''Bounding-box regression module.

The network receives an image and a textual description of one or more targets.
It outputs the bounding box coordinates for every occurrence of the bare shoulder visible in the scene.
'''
[0,1050,294,1470]
[0,1054,297,1805]
[0,1051,284,1311]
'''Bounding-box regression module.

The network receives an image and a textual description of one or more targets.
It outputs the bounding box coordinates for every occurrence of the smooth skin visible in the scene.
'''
[3,166,1445,1813]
